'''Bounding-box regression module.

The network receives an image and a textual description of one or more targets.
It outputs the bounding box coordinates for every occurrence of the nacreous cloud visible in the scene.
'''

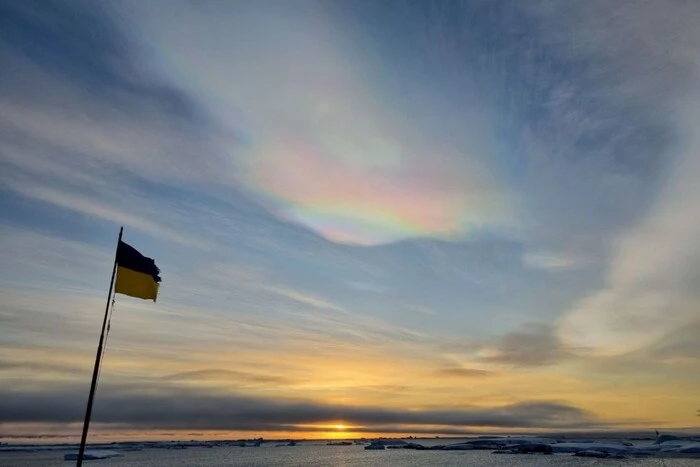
[121,0,512,245]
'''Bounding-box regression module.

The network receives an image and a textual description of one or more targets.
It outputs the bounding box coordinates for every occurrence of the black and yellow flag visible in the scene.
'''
[115,240,161,301]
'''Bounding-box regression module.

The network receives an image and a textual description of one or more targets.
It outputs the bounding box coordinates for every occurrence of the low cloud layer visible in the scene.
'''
[0,384,599,431]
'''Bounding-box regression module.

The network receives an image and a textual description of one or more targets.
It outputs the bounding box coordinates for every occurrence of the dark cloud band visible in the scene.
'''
[0,384,599,431]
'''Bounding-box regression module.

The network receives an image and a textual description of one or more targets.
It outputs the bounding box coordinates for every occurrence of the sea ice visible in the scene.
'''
[63,450,123,460]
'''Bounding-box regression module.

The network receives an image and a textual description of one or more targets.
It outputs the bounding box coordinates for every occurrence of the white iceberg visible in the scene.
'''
[546,438,700,458]
[551,442,631,454]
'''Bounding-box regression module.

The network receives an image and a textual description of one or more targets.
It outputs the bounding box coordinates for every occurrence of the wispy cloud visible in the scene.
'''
[559,132,700,354]
[436,367,494,378]
[479,325,571,367]
[555,1,700,356]
[522,250,591,271]
[3,183,206,247]
[160,369,300,386]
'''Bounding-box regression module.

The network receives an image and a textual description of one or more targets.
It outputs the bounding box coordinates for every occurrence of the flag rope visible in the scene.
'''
[95,296,116,389]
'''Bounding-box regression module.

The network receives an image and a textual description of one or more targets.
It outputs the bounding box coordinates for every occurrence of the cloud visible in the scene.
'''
[555,0,700,355]
[436,367,494,378]
[558,132,700,355]
[3,183,205,247]
[0,383,599,430]
[116,0,513,246]
[0,31,227,185]
[413,0,700,356]
[0,227,111,284]
[244,140,507,245]
[522,250,589,271]
[160,369,299,386]
[0,227,430,355]
[641,319,700,367]
[573,320,700,383]
[0,359,85,377]
[267,286,344,313]
[481,325,571,367]
[446,325,572,368]
[0,8,237,249]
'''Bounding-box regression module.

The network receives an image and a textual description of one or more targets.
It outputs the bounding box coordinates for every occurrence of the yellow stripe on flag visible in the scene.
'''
[115,266,159,301]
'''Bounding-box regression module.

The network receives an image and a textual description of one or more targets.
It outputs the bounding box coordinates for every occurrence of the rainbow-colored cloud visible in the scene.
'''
[241,130,508,245]
[136,1,510,245]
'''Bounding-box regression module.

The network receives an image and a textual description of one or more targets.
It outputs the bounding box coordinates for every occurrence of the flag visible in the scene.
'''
[115,240,161,301]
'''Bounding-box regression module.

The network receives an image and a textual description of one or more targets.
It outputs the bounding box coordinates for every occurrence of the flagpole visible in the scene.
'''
[76,226,123,467]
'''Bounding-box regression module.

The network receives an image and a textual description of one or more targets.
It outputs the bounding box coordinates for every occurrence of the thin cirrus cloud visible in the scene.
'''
[436,367,494,378]
[555,0,700,356]
[558,111,700,355]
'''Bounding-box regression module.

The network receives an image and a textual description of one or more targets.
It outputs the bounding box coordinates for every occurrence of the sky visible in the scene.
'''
[1,0,699,442]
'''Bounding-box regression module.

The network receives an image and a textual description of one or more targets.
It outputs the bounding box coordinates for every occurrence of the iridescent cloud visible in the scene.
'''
[125,1,511,245]
[242,134,507,245]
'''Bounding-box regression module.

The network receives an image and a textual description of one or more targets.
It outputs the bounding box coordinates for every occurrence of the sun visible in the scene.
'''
[334,424,346,430]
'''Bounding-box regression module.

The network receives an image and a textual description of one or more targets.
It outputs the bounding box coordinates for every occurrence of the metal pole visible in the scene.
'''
[76,227,123,466]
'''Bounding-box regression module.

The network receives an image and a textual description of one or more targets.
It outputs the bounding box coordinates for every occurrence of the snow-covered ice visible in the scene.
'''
[63,450,123,460]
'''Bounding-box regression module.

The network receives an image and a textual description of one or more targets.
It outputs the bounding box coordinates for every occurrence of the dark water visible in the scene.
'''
[1,446,699,467]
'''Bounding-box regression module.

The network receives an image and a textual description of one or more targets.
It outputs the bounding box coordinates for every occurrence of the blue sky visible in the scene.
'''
[1,0,699,439]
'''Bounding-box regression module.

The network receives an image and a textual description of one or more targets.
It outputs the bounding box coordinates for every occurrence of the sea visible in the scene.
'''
[2,443,700,467]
